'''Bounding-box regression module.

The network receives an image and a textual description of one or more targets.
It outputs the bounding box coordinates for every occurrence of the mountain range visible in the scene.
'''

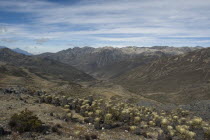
[36,46,210,104]
[0,48,153,104]
[38,46,201,79]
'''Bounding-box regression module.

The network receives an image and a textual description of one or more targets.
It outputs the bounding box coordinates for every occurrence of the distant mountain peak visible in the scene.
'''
[0,46,6,49]
[0,46,32,55]
[13,48,32,55]
[0,48,15,53]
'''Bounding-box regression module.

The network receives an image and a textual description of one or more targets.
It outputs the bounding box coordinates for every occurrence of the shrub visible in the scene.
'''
[51,125,61,135]
[0,127,5,136]
[84,133,98,140]
[90,133,98,139]
[9,109,43,133]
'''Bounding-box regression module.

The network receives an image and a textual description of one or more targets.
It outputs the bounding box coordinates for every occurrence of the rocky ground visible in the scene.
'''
[1,87,210,140]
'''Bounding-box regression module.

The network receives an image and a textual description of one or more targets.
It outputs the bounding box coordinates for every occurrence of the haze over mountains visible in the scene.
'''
[12,48,32,55]
[0,46,32,55]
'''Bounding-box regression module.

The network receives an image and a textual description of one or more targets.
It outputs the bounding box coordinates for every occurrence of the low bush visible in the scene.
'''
[9,109,44,133]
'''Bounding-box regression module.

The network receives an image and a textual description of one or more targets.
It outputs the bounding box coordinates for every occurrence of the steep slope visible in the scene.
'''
[0,48,94,83]
[38,46,201,79]
[114,47,210,104]
[92,51,167,79]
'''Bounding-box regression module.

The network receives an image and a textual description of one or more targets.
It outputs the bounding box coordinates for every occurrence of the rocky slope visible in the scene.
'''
[114,47,210,104]
[38,46,201,79]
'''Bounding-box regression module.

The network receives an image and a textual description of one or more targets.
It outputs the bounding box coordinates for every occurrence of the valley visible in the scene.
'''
[36,46,210,105]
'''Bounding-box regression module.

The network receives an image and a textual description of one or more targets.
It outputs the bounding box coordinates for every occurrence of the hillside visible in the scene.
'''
[0,48,94,83]
[0,48,96,99]
[114,47,210,104]
[92,52,166,79]
[38,46,201,79]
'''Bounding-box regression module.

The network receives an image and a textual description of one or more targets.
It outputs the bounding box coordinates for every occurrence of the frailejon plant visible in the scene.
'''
[36,92,210,139]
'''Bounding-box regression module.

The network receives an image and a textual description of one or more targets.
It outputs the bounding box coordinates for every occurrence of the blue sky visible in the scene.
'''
[0,0,210,54]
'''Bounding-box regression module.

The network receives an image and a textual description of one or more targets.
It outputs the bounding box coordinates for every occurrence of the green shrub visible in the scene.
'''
[9,109,43,133]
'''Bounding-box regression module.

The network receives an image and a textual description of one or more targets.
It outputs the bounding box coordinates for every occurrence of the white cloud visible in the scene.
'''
[0,38,18,43]
[24,45,66,54]
[0,26,8,34]
[34,38,49,44]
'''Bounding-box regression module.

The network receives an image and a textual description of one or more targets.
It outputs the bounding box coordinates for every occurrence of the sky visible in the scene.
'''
[0,0,210,54]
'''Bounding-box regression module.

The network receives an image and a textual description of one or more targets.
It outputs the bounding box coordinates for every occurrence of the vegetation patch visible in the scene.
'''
[9,109,44,133]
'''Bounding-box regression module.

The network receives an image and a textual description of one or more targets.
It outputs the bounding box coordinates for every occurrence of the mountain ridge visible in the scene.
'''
[37,46,202,79]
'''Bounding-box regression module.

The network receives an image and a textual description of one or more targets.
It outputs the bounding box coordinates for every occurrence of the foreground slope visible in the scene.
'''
[1,88,210,140]
[114,47,210,104]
